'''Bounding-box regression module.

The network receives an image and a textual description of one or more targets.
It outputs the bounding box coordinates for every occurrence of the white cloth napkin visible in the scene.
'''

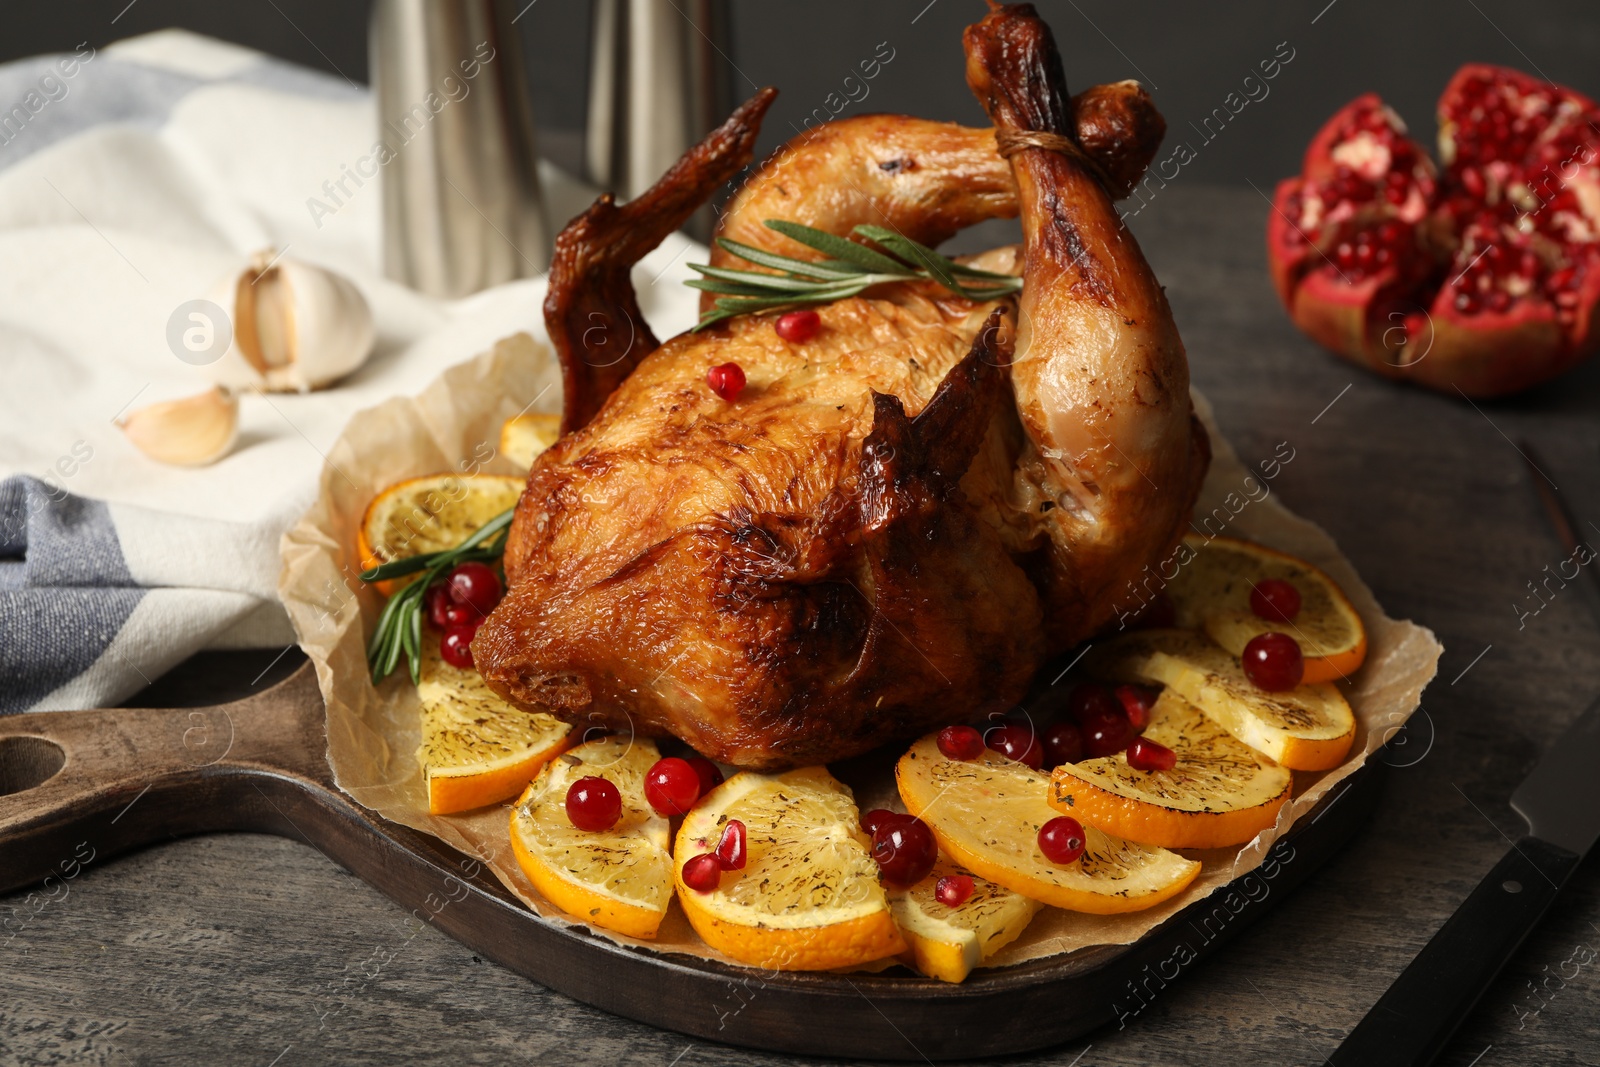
[0,30,705,711]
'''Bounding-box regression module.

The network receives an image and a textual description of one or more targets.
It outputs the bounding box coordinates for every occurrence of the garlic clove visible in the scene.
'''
[206,250,375,393]
[117,386,239,467]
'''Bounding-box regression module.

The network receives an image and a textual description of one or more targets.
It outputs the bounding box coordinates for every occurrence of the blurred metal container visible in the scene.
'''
[587,0,732,239]
[371,0,549,298]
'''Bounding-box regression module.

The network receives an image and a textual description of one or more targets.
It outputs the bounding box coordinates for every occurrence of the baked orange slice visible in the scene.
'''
[357,472,522,594]
[1049,689,1291,849]
[1166,535,1367,683]
[896,735,1201,914]
[509,736,673,939]
[417,631,572,814]
[674,766,906,970]
[500,412,561,470]
[1084,630,1357,771]
[887,859,1040,983]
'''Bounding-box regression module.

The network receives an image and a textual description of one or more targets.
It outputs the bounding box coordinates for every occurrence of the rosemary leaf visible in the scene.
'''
[763,220,912,275]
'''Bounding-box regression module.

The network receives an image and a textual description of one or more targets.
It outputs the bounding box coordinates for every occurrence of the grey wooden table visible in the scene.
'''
[5,184,1599,1066]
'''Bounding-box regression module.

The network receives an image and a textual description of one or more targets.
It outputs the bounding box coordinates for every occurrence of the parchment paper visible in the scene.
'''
[279,330,1442,973]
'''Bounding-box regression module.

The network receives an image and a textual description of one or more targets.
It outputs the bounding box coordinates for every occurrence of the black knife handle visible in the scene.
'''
[1331,835,1581,1066]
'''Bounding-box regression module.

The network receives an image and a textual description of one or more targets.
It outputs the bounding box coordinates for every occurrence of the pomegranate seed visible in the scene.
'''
[447,561,502,618]
[1242,632,1305,691]
[872,816,937,887]
[1040,720,1085,769]
[1126,736,1178,772]
[425,582,452,630]
[1114,685,1158,731]
[1080,706,1134,758]
[1067,683,1119,724]
[862,808,912,838]
[707,362,746,401]
[715,819,747,870]
[440,623,478,669]
[774,309,821,343]
[685,756,724,796]
[1038,816,1086,865]
[643,756,702,817]
[985,721,1042,769]
[935,874,974,908]
[682,852,722,893]
[1251,578,1303,622]
[937,724,985,761]
[565,776,622,832]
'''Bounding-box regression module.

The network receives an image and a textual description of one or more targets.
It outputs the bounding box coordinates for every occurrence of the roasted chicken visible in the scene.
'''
[476,3,1209,769]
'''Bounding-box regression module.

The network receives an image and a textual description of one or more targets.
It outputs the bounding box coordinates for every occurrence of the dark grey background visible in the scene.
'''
[6,0,1600,191]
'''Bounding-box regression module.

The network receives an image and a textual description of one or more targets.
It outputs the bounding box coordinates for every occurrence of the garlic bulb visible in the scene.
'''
[205,250,375,392]
[117,386,239,466]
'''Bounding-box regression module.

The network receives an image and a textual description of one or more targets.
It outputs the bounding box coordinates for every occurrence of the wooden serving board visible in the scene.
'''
[0,662,1384,1060]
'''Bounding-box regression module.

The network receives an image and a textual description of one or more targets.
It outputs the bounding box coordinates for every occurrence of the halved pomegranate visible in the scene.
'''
[1269,65,1600,396]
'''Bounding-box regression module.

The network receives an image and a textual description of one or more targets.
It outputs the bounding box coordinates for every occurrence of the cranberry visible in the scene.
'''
[1114,685,1158,731]
[774,309,821,343]
[937,724,985,761]
[871,816,937,887]
[1126,736,1177,772]
[985,721,1042,769]
[1067,683,1121,725]
[425,582,452,630]
[440,623,478,669]
[1251,578,1303,623]
[1080,707,1134,759]
[1242,632,1305,691]
[443,602,478,627]
[1040,720,1084,769]
[935,874,974,908]
[861,808,912,838]
[685,756,724,796]
[447,561,502,618]
[1038,816,1086,865]
[715,819,747,870]
[681,852,723,893]
[707,362,746,401]
[565,776,622,832]
[643,757,702,817]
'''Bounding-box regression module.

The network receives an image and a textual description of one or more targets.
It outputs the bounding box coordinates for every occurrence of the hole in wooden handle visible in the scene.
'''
[0,736,66,795]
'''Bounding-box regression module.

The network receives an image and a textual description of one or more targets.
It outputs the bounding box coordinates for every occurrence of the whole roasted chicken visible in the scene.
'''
[476,4,1209,769]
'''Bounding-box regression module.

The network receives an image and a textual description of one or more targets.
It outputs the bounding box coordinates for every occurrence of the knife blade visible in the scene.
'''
[1331,446,1600,1067]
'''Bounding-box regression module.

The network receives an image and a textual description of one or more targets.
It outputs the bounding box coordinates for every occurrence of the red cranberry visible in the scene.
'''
[565,776,622,832]
[1081,707,1134,758]
[447,561,501,618]
[440,623,478,669]
[985,721,1042,769]
[425,582,452,630]
[1040,720,1084,769]
[937,724,985,761]
[643,757,701,817]
[682,853,723,893]
[861,808,912,838]
[1251,578,1303,623]
[685,756,724,796]
[714,819,747,870]
[707,362,746,401]
[871,816,937,887]
[935,874,974,908]
[774,309,822,343]
[1067,683,1121,725]
[1038,816,1086,865]
[1126,736,1177,772]
[1114,685,1158,731]
[1242,632,1305,691]
[443,602,478,627]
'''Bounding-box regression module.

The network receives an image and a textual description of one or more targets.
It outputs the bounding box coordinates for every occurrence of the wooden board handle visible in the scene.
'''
[0,664,331,893]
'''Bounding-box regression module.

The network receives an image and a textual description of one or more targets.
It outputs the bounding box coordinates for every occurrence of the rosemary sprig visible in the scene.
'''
[359,506,514,685]
[689,220,1022,330]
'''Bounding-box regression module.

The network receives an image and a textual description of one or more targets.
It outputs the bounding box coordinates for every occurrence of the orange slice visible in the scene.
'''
[417,631,572,814]
[509,736,672,939]
[500,412,561,470]
[1084,630,1357,771]
[674,766,906,971]
[887,859,1040,983]
[896,735,1201,914]
[1049,689,1291,849]
[1167,535,1367,683]
[357,472,523,594]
